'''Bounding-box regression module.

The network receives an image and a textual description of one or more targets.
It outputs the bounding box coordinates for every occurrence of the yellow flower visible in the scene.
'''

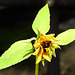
[33,34,60,64]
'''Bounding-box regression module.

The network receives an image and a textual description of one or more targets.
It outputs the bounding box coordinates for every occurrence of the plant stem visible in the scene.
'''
[35,56,39,75]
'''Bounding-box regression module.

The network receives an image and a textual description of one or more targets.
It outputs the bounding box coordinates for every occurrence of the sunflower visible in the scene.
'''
[33,34,60,64]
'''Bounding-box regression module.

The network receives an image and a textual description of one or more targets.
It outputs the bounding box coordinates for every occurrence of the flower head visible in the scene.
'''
[33,34,60,64]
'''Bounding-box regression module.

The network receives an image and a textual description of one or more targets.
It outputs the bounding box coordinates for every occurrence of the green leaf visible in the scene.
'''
[32,4,50,35]
[56,29,75,45]
[0,39,33,70]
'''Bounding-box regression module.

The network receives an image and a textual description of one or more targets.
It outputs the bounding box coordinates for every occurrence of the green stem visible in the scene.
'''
[35,56,39,75]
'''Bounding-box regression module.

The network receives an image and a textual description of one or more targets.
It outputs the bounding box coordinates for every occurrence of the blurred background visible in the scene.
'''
[0,0,75,75]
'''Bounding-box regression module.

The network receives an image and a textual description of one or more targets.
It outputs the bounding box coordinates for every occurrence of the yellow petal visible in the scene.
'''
[43,53,51,62]
[49,51,52,58]
[53,52,56,57]
[52,48,56,57]
[47,34,55,40]
[52,42,58,46]
[52,42,61,49]
[34,42,40,48]
[41,60,45,66]
[40,34,46,42]
[50,45,53,49]
[33,48,39,55]
[36,54,42,64]
[45,48,49,52]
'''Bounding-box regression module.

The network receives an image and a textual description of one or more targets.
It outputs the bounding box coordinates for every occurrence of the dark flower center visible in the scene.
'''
[41,41,51,48]
[43,48,46,52]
